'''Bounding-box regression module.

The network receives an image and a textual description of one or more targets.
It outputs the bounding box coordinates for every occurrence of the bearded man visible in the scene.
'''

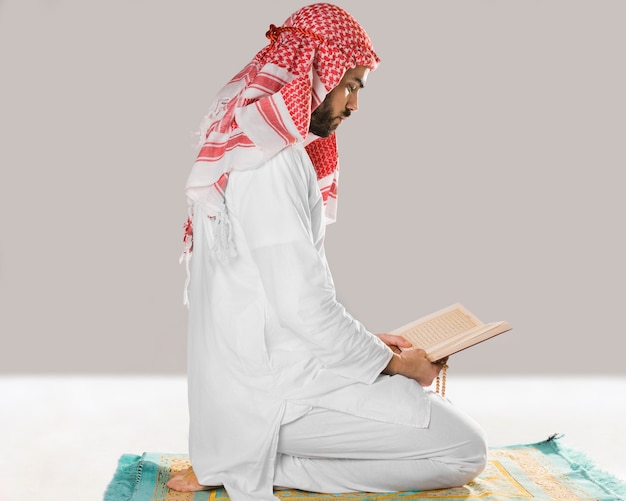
[167,4,487,500]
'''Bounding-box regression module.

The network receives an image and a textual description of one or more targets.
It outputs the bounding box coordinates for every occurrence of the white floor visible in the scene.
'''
[1,375,625,501]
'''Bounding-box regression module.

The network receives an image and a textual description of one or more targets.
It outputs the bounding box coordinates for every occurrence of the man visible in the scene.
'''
[168,4,487,500]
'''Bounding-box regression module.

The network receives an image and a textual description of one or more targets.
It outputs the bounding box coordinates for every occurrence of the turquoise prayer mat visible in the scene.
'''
[103,436,626,500]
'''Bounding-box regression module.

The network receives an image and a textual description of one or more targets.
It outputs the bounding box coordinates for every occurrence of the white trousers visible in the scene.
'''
[274,392,488,493]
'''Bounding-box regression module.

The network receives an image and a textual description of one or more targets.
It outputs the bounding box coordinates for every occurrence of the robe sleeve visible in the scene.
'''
[227,146,392,385]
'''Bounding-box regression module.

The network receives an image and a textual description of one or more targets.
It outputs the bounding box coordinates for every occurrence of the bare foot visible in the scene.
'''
[166,466,211,492]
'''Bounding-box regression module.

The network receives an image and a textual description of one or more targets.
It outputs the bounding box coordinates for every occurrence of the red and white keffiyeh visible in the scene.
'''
[182,2,379,261]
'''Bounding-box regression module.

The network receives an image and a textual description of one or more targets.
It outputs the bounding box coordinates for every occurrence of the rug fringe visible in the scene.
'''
[103,454,142,501]
[538,434,626,500]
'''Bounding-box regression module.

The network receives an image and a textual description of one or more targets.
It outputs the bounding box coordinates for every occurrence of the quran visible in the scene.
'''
[390,303,511,362]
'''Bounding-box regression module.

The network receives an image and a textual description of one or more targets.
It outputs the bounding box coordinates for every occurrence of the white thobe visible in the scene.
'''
[186,143,439,501]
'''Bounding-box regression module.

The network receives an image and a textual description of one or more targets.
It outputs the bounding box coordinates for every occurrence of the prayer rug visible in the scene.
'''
[103,436,626,500]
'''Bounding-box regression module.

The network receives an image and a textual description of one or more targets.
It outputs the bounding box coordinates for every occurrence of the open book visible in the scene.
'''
[390,303,511,362]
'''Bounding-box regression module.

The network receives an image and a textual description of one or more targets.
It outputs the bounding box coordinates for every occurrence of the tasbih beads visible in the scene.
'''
[435,362,448,397]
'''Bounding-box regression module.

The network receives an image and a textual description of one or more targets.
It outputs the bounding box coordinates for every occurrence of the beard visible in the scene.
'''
[309,101,350,138]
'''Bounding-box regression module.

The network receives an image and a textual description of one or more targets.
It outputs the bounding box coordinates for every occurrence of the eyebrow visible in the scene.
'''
[353,77,365,89]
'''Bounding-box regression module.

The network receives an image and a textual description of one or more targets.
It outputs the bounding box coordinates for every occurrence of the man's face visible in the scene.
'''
[309,65,370,138]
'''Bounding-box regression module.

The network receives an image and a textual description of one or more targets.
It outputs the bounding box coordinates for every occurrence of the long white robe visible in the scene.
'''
[186,143,432,501]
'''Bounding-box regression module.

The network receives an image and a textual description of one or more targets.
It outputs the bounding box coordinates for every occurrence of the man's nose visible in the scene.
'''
[346,93,359,112]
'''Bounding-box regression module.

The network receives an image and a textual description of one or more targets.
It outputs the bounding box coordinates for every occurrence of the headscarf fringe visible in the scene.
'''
[211,210,237,263]
[196,97,231,148]
[179,205,194,307]
[179,207,237,307]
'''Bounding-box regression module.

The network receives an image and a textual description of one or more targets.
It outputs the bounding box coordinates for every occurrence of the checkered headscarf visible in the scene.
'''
[184,3,380,229]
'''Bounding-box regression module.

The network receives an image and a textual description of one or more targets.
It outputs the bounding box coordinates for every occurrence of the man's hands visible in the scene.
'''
[376,333,445,387]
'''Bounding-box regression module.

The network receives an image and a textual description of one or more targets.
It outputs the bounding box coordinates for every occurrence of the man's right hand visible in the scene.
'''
[382,348,444,387]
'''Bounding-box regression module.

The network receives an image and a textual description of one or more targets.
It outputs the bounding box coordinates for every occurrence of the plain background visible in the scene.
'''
[1,0,624,376]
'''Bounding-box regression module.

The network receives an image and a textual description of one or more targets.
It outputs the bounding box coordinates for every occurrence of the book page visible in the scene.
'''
[426,321,510,361]
[391,304,483,351]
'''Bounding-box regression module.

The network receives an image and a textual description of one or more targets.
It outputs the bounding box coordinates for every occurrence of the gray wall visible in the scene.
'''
[1,1,624,375]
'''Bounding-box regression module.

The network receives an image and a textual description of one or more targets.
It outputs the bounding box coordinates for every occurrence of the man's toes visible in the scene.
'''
[166,468,209,492]
[166,473,188,491]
